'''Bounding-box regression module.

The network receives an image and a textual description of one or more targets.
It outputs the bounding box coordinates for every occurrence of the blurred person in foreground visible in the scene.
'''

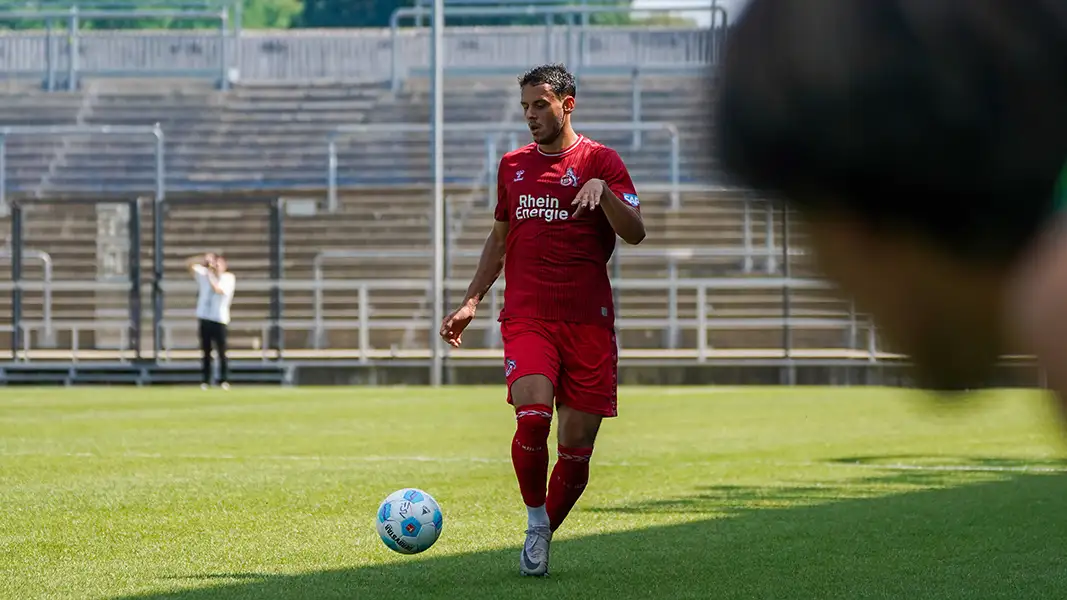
[186,252,237,390]
[713,0,1067,417]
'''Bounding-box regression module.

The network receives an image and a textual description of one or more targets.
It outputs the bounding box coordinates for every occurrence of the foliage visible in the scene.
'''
[0,0,696,29]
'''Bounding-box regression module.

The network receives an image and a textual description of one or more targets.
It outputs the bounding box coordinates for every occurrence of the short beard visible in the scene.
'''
[536,121,563,146]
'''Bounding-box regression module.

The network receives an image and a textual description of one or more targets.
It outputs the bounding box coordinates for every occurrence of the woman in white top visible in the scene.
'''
[186,253,237,389]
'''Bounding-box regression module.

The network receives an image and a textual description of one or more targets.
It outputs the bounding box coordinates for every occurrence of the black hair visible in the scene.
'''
[714,0,1067,263]
[518,63,577,99]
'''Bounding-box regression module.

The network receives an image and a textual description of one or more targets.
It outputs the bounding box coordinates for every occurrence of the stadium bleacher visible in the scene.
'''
[0,17,878,377]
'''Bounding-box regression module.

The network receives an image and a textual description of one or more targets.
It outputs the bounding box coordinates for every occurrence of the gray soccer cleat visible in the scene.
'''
[519,525,552,577]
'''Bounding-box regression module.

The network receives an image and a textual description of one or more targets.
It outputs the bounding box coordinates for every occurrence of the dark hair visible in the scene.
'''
[518,63,577,99]
[714,0,1067,263]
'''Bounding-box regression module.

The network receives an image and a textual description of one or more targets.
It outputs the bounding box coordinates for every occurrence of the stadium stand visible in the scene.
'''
[0,70,863,360]
[0,13,887,386]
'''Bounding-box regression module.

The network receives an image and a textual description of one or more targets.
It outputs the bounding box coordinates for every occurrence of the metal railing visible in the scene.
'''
[1,277,873,367]
[308,247,811,349]
[0,6,235,90]
[389,2,728,92]
[0,3,718,87]
[180,277,856,374]
[327,121,681,212]
[0,250,53,347]
[0,124,165,208]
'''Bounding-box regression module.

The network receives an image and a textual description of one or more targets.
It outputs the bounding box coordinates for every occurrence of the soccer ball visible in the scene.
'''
[375,488,443,554]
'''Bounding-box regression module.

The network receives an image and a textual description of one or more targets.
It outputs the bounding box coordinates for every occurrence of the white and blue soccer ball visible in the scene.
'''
[375,488,443,554]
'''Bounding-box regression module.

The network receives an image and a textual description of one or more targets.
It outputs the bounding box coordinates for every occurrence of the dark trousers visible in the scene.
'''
[198,318,228,385]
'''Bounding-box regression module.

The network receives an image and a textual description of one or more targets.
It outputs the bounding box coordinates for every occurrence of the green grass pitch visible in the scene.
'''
[3,385,1067,599]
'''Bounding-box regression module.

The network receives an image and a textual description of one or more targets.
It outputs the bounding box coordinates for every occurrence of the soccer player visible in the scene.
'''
[714,1,1067,404]
[439,63,646,576]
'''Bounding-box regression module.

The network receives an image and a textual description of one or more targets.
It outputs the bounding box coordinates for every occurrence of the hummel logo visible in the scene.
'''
[514,170,525,182]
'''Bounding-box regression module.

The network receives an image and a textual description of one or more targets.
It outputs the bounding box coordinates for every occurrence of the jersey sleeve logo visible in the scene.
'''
[623,193,640,207]
[560,167,579,188]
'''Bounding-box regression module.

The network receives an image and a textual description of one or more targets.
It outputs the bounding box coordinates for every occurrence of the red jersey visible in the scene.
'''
[494,134,641,328]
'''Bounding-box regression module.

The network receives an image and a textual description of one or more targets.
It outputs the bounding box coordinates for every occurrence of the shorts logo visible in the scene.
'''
[623,193,640,207]
[560,167,579,188]
[505,358,517,377]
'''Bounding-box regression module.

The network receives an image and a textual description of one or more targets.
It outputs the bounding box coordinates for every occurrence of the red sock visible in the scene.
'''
[546,445,593,531]
[511,404,553,508]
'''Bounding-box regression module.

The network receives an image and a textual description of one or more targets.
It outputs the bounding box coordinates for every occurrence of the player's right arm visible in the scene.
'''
[463,220,509,306]
[439,161,511,348]
[439,221,508,348]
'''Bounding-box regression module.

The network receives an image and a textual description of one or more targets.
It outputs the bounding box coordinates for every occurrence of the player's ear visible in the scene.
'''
[561,95,575,114]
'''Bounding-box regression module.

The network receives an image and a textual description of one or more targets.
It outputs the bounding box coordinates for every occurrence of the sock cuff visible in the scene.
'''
[557,445,593,462]
[515,404,553,422]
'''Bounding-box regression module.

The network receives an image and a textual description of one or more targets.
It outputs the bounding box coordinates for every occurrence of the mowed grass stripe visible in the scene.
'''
[0,386,1064,599]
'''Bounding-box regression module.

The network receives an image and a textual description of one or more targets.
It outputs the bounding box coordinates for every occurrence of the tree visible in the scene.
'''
[242,0,302,29]
[0,0,301,30]
[297,0,410,28]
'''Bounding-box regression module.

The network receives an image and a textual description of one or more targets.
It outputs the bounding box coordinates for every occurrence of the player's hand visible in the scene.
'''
[439,302,476,348]
[572,179,606,217]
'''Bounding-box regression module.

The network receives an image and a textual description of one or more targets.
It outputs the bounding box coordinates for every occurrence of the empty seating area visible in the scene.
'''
[0,73,869,360]
[0,72,714,194]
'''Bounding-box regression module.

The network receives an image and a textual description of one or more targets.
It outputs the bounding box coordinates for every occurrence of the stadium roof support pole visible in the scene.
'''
[430,0,446,386]
[152,123,167,362]
[0,136,5,216]
[10,205,21,359]
[782,206,795,384]
[326,121,681,210]
[389,2,729,93]
[68,7,79,91]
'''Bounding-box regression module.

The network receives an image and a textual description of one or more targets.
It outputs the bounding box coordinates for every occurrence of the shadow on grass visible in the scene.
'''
[585,465,983,516]
[160,574,273,581]
[118,471,1067,600]
[828,454,1067,471]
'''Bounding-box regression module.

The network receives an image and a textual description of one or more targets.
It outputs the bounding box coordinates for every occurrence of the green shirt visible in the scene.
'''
[1057,160,1067,211]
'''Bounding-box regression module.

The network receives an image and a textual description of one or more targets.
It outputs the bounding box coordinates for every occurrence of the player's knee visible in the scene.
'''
[558,429,598,450]
[556,406,602,449]
[510,373,554,407]
[556,445,594,479]
[515,405,553,429]
[514,404,552,452]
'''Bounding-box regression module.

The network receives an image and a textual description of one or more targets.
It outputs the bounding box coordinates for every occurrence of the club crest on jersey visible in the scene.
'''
[560,167,579,188]
[623,193,640,207]
[504,358,517,377]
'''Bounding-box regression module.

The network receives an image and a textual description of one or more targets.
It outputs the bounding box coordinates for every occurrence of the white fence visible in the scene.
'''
[0,276,889,364]
[0,25,718,86]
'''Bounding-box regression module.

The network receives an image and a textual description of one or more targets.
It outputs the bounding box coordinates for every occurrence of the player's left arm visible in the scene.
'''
[573,148,646,245]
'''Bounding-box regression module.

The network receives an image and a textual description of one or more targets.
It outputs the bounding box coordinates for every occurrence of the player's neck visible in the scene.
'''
[538,127,580,156]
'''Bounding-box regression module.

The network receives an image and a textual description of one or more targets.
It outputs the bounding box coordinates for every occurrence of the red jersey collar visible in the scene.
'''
[537,134,585,157]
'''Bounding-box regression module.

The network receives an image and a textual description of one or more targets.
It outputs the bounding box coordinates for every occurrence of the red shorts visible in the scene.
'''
[500,317,619,417]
